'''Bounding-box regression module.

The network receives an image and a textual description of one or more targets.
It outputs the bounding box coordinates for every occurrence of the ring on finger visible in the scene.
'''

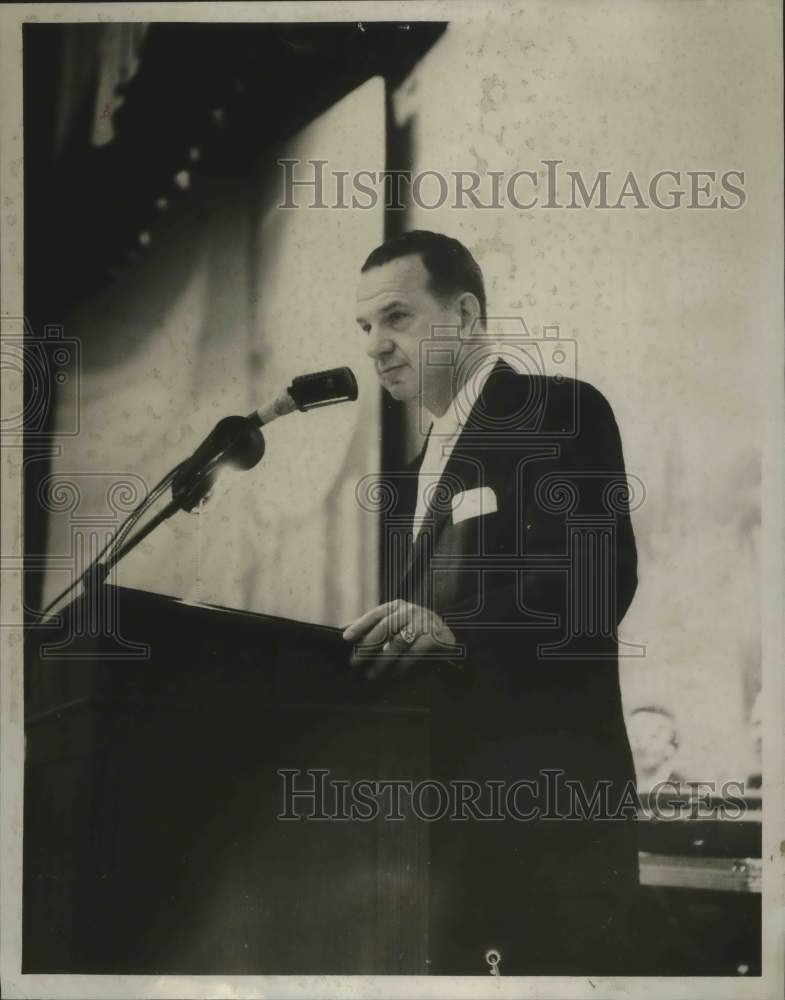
[398,625,418,645]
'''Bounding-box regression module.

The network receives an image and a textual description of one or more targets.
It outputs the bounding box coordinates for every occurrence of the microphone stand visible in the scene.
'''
[29,366,358,628]
[87,415,266,588]
[30,416,265,629]
[85,495,184,590]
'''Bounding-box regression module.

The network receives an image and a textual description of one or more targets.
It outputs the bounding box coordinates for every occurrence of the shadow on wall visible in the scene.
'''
[43,78,386,626]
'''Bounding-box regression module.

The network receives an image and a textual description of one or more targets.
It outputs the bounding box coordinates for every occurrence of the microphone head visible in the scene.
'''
[212,415,266,470]
[172,415,265,512]
[288,367,359,411]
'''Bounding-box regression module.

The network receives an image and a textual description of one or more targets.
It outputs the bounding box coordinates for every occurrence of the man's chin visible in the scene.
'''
[382,381,418,403]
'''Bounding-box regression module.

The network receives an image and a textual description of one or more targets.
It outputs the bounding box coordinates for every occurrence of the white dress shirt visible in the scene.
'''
[412,352,498,539]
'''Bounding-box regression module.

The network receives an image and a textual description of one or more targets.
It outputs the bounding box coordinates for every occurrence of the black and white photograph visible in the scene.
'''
[0,2,783,996]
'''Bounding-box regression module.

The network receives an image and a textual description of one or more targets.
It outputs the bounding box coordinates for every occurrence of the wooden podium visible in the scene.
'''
[24,585,430,974]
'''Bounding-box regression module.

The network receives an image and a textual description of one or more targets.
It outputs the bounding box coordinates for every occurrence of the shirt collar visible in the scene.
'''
[426,349,500,440]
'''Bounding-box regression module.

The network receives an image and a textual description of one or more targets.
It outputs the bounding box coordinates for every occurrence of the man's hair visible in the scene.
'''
[361,230,486,328]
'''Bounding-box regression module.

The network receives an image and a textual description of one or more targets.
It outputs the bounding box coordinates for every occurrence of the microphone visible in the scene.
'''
[249,366,358,426]
[172,366,359,512]
[171,415,266,511]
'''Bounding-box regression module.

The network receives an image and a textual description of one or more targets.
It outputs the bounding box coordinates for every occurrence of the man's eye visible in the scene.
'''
[388,311,407,325]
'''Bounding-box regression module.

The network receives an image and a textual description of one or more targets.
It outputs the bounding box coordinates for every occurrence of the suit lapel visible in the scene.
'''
[394,430,431,600]
[396,358,512,600]
[422,357,512,545]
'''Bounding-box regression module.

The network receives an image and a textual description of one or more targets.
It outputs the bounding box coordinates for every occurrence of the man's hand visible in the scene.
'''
[342,599,458,681]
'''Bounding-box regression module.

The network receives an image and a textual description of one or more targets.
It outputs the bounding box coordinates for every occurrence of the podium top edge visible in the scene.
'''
[37,584,346,642]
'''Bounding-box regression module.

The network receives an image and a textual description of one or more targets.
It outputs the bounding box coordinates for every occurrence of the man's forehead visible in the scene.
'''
[355,254,430,307]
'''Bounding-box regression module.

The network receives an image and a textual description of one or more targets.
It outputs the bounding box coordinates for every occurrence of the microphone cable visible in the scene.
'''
[27,460,184,630]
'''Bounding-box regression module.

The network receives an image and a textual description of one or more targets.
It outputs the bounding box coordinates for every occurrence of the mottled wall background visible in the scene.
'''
[392,3,779,785]
[38,3,781,787]
[45,78,384,628]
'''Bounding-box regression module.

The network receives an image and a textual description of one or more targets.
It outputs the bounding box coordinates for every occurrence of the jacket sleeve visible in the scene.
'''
[437,381,638,685]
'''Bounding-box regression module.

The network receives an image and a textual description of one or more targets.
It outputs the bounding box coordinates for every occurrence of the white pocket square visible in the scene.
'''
[451,486,498,525]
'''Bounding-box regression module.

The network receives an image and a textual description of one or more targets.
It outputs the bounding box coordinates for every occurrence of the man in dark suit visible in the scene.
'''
[344,230,640,975]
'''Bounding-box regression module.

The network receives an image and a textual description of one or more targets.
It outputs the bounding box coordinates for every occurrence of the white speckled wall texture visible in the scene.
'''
[393,3,780,785]
[46,78,384,628]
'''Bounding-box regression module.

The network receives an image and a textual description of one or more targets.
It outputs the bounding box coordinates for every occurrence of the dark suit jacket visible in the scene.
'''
[381,358,640,974]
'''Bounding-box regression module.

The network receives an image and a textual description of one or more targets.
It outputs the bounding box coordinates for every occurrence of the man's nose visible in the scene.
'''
[365,331,395,361]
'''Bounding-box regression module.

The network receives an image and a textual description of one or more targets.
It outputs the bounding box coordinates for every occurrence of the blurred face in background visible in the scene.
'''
[628,710,678,775]
[355,254,463,416]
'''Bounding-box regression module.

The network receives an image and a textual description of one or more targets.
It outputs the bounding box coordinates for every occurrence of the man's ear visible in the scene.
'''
[457,291,482,335]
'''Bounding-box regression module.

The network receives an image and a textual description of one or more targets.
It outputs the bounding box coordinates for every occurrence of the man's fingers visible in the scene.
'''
[390,635,431,679]
[363,630,436,681]
[342,601,396,641]
[349,637,388,669]
[344,602,449,680]
[363,631,419,680]
[347,612,400,668]
[350,612,425,668]
[348,615,397,669]
[360,606,416,647]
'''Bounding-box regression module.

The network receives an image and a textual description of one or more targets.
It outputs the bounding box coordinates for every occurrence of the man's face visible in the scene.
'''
[355,254,458,410]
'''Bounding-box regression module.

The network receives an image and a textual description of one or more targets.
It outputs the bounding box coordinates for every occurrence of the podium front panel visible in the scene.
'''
[24,586,430,974]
